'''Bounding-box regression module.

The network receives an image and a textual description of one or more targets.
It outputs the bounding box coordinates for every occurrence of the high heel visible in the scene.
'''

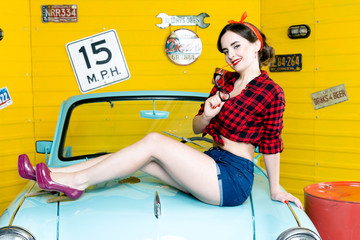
[18,154,36,181]
[36,163,84,200]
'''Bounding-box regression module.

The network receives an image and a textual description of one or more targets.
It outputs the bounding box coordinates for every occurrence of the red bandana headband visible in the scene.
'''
[228,11,263,51]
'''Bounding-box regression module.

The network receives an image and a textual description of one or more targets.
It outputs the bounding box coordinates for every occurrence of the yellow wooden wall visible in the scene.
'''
[260,0,360,201]
[0,2,34,215]
[0,0,260,214]
[1,0,359,215]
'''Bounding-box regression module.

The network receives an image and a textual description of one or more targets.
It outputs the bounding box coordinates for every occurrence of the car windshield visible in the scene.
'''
[59,95,212,161]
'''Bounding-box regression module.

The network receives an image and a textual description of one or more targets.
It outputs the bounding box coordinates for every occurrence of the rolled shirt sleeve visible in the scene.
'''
[259,88,285,154]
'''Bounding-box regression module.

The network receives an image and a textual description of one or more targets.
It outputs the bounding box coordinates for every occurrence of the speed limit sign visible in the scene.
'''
[66,29,130,93]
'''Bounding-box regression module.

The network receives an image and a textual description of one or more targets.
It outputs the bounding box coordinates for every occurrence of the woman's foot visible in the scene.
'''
[36,163,84,200]
[18,154,36,181]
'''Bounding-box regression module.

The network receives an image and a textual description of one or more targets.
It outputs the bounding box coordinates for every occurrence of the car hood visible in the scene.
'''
[9,170,311,240]
[11,172,254,240]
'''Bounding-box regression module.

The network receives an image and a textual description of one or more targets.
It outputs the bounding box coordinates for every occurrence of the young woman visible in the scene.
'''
[18,12,303,209]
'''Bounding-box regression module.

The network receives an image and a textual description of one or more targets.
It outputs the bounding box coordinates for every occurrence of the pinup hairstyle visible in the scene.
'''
[217,23,275,68]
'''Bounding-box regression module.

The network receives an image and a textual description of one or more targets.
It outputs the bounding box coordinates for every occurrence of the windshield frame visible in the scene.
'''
[58,94,206,161]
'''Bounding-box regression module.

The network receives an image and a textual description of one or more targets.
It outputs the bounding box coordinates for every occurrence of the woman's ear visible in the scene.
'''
[255,39,261,52]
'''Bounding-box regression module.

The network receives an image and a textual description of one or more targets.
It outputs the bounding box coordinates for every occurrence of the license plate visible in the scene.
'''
[42,5,78,23]
[269,54,302,72]
[0,87,13,110]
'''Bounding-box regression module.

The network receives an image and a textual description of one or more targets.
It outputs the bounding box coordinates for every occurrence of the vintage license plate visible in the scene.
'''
[0,87,13,110]
[42,5,78,23]
[270,54,302,72]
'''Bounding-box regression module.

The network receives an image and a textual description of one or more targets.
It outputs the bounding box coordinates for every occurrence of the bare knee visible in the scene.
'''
[142,132,167,146]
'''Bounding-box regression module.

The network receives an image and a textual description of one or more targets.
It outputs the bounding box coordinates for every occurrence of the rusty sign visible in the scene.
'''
[156,13,210,29]
[42,5,78,23]
[311,84,349,110]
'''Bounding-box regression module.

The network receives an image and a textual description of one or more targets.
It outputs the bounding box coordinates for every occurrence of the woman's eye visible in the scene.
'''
[234,44,241,49]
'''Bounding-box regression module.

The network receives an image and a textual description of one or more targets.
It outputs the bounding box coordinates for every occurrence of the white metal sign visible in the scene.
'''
[165,29,202,66]
[66,29,130,93]
[311,84,348,110]
[0,87,12,110]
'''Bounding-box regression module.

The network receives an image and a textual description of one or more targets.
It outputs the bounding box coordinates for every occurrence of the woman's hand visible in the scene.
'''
[203,92,225,119]
[193,92,225,134]
[271,190,304,210]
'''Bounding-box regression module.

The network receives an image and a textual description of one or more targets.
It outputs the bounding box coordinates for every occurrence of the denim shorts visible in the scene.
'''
[204,147,254,206]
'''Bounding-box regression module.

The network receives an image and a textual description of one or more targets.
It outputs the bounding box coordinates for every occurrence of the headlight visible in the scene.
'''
[277,227,321,240]
[0,226,35,240]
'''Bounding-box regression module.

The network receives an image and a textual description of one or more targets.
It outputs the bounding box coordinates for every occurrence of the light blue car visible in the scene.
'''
[0,91,321,240]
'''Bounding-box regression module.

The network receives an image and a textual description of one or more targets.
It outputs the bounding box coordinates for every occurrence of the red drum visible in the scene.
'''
[304,182,360,240]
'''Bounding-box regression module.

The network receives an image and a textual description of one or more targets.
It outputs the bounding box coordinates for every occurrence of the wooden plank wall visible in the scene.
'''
[260,0,360,202]
[0,1,34,214]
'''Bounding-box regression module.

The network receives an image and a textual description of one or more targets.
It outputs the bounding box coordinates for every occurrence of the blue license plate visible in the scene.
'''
[269,54,302,72]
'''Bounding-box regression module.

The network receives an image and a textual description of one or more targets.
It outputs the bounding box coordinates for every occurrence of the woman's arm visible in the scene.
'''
[193,114,212,134]
[263,153,304,210]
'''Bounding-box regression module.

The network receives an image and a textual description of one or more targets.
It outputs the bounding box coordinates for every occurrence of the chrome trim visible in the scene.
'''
[154,191,161,219]
[9,182,36,226]
[277,227,322,240]
[285,201,301,227]
[0,226,36,240]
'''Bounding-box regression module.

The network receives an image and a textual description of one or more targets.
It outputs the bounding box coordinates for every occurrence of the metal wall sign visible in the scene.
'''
[156,13,210,29]
[165,29,202,66]
[270,54,302,72]
[42,5,78,23]
[66,29,130,93]
[311,84,349,110]
[0,87,13,110]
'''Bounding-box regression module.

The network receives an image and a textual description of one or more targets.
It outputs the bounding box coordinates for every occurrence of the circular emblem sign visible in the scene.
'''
[165,29,202,66]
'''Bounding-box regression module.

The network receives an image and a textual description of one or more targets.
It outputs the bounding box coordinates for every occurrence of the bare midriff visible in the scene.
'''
[213,135,255,161]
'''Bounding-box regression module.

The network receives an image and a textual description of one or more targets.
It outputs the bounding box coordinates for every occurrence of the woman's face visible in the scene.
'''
[220,31,260,72]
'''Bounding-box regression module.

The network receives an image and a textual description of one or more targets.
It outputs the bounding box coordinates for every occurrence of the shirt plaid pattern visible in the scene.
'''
[197,70,285,154]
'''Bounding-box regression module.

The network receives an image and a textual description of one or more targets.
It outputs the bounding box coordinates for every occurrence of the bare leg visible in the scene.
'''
[49,154,113,173]
[140,161,189,193]
[51,148,187,192]
[50,132,220,205]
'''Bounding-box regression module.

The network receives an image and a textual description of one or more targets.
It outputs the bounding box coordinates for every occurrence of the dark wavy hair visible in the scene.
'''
[217,23,275,68]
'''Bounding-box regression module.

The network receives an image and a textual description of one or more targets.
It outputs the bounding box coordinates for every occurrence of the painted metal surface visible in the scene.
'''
[1,169,319,240]
[165,29,202,66]
[41,5,78,23]
[156,13,210,29]
[251,174,317,239]
[305,182,360,240]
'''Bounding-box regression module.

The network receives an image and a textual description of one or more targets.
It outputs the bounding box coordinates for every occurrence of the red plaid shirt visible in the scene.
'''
[197,70,284,154]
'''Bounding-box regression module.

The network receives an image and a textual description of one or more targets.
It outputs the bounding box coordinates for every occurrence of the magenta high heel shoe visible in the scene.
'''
[18,154,36,181]
[36,163,84,200]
